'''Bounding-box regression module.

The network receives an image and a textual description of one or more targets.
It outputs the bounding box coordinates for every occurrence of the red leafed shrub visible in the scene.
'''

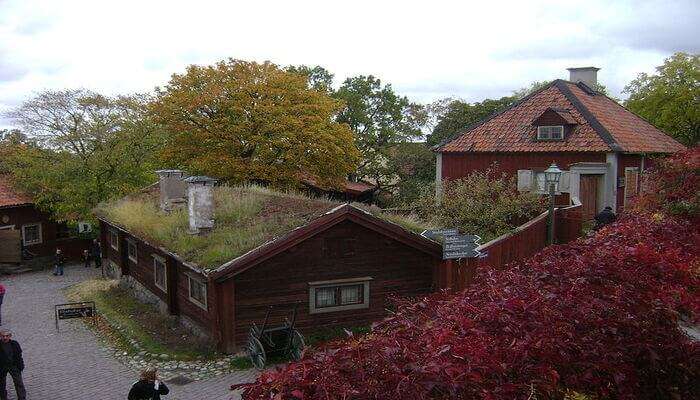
[235,214,699,399]
[235,149,700,400]
[632,146,700,220]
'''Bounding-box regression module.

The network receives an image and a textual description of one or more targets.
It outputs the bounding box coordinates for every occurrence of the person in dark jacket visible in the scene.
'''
[0,329,26,400]
[91,239,102,269]
[594,206,617,231]
[0,284,5,326]
[128,368,169,400]
[52,248,66,276]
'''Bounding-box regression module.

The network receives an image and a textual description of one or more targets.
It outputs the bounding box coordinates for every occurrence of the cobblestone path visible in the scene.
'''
[0,265,256,399]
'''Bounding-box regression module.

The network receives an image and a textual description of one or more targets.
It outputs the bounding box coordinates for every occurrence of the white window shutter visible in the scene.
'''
[558,171,570,193]
[517,170,533,192]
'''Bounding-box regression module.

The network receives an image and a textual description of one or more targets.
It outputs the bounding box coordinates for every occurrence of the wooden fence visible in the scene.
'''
[437,200,583,291]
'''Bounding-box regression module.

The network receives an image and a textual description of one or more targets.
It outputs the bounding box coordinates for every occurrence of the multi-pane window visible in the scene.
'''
[309,278,370,314]
[188,276,208,310]
[127,240,138,263]
[153,256,167,292]
[21,223,42,246]
[537,125,564,140]
[109,228,119,250]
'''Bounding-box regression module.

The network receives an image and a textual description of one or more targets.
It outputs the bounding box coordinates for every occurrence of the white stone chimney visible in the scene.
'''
[567,67,600,88]
[184,176,218,234]
[155,170,188,212]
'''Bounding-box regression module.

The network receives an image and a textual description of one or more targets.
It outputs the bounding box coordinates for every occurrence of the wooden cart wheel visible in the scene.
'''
[247,336,266,370]
[288,330,306,361]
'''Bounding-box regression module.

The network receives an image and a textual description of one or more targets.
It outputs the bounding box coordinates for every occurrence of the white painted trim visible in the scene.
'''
[605,153,618,211]
[109,228,119,251]
[153,255,168,293]
[126,239,138,263]
[309,278,371,314]
[21,223,42,246]
[0,225,15,230]
[536,125,564,140]
[187,275,208,311]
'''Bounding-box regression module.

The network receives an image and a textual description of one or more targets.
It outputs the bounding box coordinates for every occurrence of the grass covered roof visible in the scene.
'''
[95,185,428,270]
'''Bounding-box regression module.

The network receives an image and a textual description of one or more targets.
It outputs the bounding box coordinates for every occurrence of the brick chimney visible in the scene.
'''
[155,170,188,212]
[567,67,600,88]
[184,176,218,234]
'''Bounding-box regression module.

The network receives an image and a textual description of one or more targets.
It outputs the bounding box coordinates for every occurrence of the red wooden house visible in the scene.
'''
[96,171,441,353]
[0,175,87,262]
[435,67,685,220]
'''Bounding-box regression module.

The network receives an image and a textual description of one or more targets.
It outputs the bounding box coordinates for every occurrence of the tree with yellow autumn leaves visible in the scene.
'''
[151,59,360,188]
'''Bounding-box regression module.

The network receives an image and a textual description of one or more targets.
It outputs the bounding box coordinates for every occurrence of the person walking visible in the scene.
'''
[82,249,91,268]
[52,248,66,276]
[91,239,102,269]
[128,368,169,400]
[0,284,4,326]
[0,330,26,400]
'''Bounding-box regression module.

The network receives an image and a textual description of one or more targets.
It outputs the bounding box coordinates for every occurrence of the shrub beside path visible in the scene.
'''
[1,265,254,399]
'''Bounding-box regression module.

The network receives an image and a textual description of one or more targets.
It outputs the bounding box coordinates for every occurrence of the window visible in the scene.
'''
[537,125,564,140]
[109,228,119,250]
[188,275,208,310]
[21,223,42,246]
[127,239,138,263]
[153,256,167,292]
[309,277,371,314]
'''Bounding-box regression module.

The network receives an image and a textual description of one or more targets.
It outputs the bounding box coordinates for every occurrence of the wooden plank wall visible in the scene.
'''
[439,202,583,292]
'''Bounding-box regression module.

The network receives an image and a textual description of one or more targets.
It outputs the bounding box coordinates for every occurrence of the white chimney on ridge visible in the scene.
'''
[155,169,188,212]
[567,67,600,88]
[184,176,218,234]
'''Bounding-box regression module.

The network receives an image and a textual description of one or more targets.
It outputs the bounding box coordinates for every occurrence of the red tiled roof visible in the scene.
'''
[439,80,685,154]
[0,175,33,208]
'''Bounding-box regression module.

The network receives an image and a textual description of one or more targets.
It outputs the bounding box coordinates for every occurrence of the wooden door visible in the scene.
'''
[0,229,22,263]
[579,175,599,221]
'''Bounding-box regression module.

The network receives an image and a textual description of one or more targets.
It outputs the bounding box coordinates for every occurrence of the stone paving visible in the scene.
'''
[0,264,257,400]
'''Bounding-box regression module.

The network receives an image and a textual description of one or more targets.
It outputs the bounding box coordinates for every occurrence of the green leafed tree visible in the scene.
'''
[426,96,517,148]
[151,59,359,189]
[4,90,164,220]
[624,52,700,146]
[285,65,334,93]
[333,75,425,191]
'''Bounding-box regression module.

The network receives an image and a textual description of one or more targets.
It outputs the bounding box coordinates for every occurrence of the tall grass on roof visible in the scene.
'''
[96,185,338,269]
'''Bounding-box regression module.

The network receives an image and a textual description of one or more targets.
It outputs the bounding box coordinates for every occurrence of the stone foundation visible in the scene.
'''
[118,274,213,343]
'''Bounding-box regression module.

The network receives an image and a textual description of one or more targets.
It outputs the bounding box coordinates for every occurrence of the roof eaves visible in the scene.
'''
[555,80,623,153]
[434,80,562,153]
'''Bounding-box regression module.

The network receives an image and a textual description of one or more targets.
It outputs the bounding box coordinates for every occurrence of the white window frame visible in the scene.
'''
[153,255,167,292]
[537,125,564,140]
[21,223,42,246]
[109,228,119,250]
[187,275,208,310]
[308,277,372,314]
[127,239,138,263]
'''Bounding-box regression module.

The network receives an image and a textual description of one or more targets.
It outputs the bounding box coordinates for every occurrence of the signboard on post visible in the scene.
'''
[55,301,96,331]
[422,228,482,260]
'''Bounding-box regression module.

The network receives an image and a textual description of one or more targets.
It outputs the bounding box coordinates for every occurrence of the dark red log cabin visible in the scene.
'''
[435,67,685,220]
[0,175,87,263]
[96,172,441,353]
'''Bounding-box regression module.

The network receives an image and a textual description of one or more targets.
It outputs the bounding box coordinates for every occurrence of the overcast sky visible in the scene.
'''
[1,0,699,129]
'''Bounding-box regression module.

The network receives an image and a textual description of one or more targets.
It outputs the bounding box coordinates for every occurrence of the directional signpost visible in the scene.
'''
[421,229,482,260]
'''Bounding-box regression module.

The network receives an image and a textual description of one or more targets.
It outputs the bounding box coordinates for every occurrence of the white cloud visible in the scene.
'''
[1,0,698,127]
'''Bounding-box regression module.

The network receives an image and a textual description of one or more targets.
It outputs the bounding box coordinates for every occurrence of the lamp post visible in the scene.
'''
[544,162,562,245]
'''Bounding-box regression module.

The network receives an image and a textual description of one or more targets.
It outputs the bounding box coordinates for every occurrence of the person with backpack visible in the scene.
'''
[128,368,169,400]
